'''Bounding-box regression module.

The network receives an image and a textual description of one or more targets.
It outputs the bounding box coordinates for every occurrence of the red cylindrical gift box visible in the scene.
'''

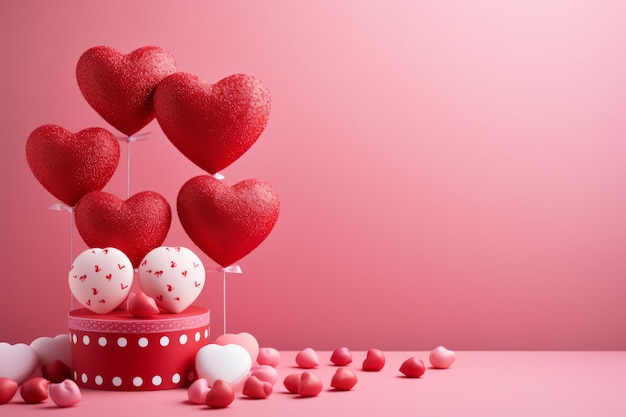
[68,306,210,391]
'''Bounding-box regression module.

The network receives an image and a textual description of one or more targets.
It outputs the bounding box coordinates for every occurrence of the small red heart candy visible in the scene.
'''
[362,349,385,371]
[75,191,171,267]
[20,377,50,404]
[204,379,235,408]
[41,360,72,383]
[26,125,119,207]
[76,46,177,136]
[0,377,18,404]
[242,375,273,399]
[330,347,353,366]
[154,72,271,174]
[177,175,279,267]
[295,347,320,369]
[129,291,160,318]
[297,372,323,397]
[399,357,426,378]
[283,373,301,394]
[330,367,358,391]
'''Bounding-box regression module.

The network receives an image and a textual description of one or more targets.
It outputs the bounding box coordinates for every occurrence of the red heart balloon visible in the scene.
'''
[177,175,279,267]
[26,124,120,207]
[154,72,271,174]
[76,46,177,136]
[74,191,171,267]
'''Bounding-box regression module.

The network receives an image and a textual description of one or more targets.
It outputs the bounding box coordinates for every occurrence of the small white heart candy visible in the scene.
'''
[68,247,134,314]
[195,344,252,387]
[0,342,38,384]
[137,246,205,313]
[30,334,73,369]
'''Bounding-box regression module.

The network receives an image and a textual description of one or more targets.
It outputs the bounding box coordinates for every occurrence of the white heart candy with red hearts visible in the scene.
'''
[195,344,252,387]
[0,343,38,384]
[137,246,205,313]
[68,247,134,314]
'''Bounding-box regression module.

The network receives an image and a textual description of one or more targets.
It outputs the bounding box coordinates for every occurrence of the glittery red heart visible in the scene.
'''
[177,175,279,267]
[154,72,271,174]
[76,46,177,136]
[26,124,120,207]
[74,191,171,267]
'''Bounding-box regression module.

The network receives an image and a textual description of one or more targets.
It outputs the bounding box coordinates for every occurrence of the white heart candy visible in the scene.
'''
[0,342,38,384]
[30,334,73,368]
[68,247,134,314]
[195,344,251,387]
[137,246,205,313]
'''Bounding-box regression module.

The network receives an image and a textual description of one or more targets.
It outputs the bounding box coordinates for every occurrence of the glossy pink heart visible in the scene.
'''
[187,378,210,405]
[257,347,281,367]
[74,191,171,268]
[177,175,279,267]
[26,124,119,207]
[76,46,177,136]
[430,346,456,369]
[330,367,358,391]
[49,379,81,407]
[138,246,205,313]
[154,72,271,174]
[0,343,38,384]
[250,365,279,386]
[68,247,134,314]
[242,375,273,399]
[128,291,160,317]
[213,332,259,363]
[296,348,320,369]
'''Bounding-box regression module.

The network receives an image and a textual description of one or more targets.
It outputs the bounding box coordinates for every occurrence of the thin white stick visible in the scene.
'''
[223,270,227,335]
[69,207,74,311]
[126,139,131,199]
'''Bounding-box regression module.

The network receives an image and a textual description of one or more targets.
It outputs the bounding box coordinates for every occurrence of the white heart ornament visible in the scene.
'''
[195,344,252,387]
[30,334,73,368]
[138,246,205,313]
[0,342,38,384]
[68,247,134,314]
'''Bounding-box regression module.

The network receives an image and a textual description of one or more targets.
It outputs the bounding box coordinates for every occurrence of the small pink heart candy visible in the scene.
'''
[20,377,50,404]
[399,357,426,378]
[42,360,72,383]
[430,346,456,369]
[297,372,323,397]
[214,332,259,363]
[257,347,280,367]
[330,367,357,391]
[250,365,279,386]
[205,380,235,408]
[242,375,273,399]
[295,347,319,369]
[129,291,160,318]
[283,373,301,394]
[187,378,210,405]
[49,379,81,407]
[362,349,385,371]
[0,377,18,405]
[330,347,353,366]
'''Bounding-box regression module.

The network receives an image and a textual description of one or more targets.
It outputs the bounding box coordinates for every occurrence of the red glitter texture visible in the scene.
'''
[177,175,280,267]
[74,191,172,267]
[26,124,120,207]
[76,46,177,136]
[154,72,271,174]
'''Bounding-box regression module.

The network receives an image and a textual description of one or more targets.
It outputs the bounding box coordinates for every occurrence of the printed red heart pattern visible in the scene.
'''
[177,175,280,267]
[154,72,271,174]
[76,46,177,136]
[74,191,172,267]
[26,124,120,207]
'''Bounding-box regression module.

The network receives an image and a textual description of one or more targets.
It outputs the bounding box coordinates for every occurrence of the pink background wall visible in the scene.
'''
[1,0,625,350]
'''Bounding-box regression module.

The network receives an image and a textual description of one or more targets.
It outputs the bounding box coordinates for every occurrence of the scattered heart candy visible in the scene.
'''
[129,291,160,317]
[76,45,177,136]
[205,379,235,408]
[430,346,456,369]
[26,125,120,207]
[257,347,280,367]
[242,375,273,399]
[296,348,320,369]
[30,334,73,371]
[283,373,301,394]
[74,191,172,268]
[0,342,38,384]
[400,357,426,378]
[0,377,18,405]
[187,378,210,405]
[213,332,259,363]
[48,379,81,407]
[195,344,252,387]
[330,347,353,366]
[362,349,385,372]
[68,247,134,314]
[177,175,280,267]
[330,367,358,391]
[20,377,50,404]
[138,246,205,313]
[297,372,323,397]
[154,72,271,174]
[41,360,72,383]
